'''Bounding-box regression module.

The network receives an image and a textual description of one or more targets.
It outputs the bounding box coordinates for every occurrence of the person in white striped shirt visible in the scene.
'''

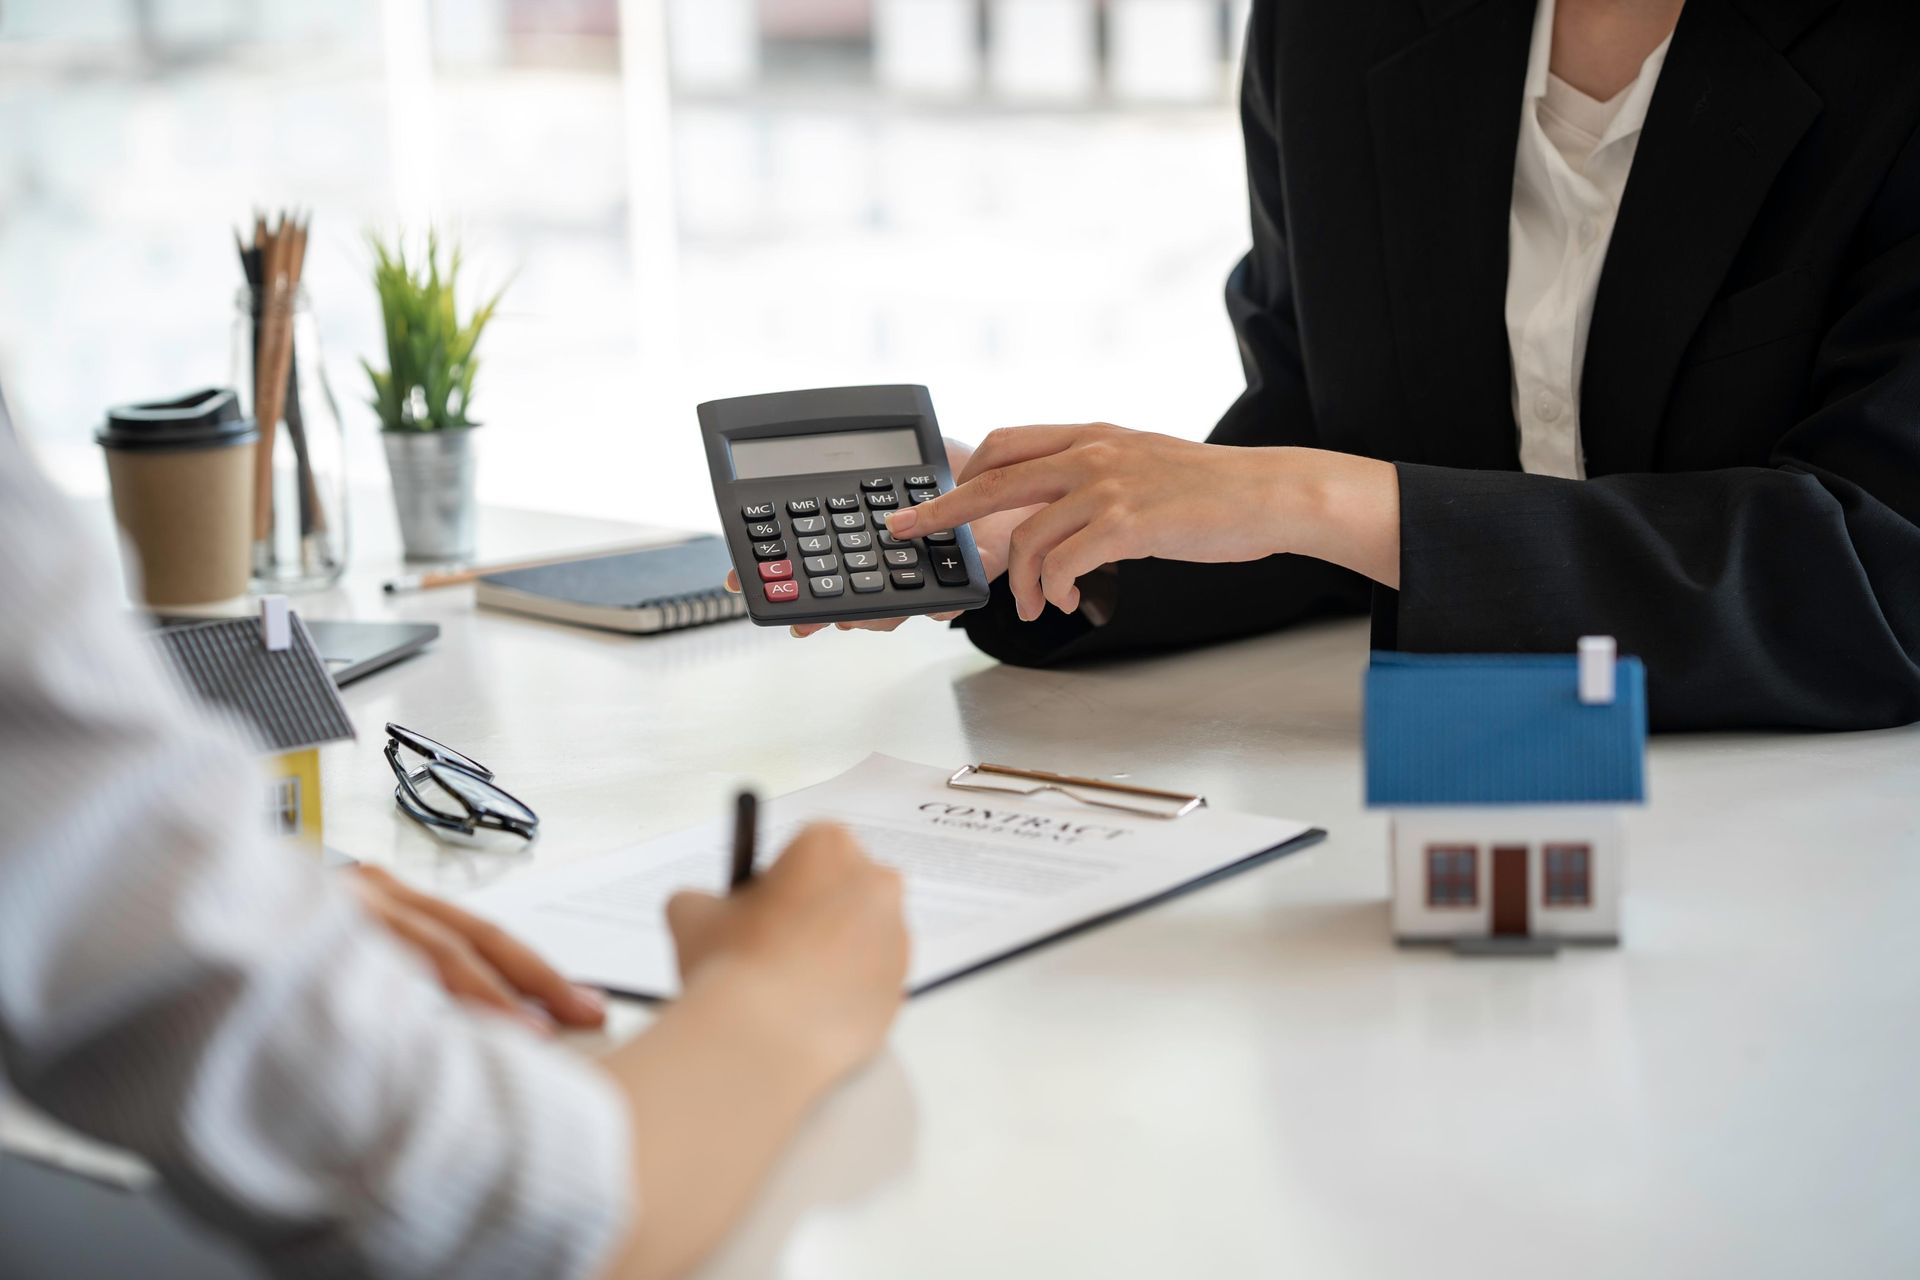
[0,391,909,1280]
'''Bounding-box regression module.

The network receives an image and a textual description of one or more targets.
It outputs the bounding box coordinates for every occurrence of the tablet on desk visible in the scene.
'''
[698,385,991,626]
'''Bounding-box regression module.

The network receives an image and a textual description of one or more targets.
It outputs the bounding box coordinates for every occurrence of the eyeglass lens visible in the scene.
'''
[423,762,537,826]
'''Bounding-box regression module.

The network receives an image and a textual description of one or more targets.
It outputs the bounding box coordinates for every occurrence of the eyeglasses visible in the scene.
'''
[386,723,540,840]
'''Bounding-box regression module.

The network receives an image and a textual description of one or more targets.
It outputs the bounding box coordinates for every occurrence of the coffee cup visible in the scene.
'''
[97,388,259,606]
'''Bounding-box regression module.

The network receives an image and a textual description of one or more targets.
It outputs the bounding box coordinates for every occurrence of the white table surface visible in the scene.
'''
[267,503,1919,1278]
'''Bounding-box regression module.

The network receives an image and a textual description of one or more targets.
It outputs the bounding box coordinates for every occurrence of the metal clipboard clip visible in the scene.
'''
[946,763,1207,821]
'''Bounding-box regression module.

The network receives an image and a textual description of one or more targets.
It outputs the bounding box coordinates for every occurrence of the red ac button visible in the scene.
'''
[763,579,801,603]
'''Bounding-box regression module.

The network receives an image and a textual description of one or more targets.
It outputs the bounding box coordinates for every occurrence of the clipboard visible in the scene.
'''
[463,754,1325,1002]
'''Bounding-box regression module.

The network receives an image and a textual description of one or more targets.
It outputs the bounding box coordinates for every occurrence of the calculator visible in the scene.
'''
[699,385,991,626]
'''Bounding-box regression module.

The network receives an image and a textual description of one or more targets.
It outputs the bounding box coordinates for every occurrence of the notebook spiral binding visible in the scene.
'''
[659,589,747,632]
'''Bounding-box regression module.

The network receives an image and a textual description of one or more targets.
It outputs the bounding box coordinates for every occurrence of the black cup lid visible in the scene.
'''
[98,388,258,452]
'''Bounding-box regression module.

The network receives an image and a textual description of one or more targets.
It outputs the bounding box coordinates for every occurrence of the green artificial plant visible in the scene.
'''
[363,230,507,432]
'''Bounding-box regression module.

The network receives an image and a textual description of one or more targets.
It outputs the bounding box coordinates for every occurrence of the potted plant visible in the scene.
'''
[364,230,505,561]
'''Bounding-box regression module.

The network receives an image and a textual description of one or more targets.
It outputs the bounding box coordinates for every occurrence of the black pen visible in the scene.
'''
[729,789,759,892]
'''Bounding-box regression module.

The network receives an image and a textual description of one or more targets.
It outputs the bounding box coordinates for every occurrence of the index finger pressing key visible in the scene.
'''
[886,459,1061,537]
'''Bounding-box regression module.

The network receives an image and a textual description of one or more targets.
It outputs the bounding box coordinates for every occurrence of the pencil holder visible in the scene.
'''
[233,284,350,592]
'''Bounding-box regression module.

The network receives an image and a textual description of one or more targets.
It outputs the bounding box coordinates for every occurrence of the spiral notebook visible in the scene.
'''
[474,536,746,634]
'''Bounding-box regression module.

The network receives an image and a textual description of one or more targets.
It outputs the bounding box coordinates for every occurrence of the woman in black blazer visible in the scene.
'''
[829,0,1920,731]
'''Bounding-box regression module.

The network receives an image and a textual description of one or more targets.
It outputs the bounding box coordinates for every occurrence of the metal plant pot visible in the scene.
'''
[382,427,477,561]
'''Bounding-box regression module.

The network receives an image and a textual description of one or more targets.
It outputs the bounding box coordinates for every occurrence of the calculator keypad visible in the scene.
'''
[736,474,973,616]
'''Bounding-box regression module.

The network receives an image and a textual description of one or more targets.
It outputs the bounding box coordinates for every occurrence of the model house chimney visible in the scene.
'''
[1578,635,1616,705]
[260,595,291,652]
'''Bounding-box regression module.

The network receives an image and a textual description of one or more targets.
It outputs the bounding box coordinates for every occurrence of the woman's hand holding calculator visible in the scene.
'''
[723,439,1037,636]
[725,423,1402,632]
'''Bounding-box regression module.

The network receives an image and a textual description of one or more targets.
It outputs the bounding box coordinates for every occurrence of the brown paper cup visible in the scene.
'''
[99,388,259,607]
[104,442,257,605]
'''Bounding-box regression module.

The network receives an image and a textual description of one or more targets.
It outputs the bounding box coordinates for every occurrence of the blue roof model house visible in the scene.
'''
[1365,638,1646,953]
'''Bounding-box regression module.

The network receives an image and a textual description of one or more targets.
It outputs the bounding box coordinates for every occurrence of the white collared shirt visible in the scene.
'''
[1507,0,1673,479]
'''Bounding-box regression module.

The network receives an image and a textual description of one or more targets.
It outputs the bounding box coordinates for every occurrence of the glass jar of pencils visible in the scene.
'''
[232,284,349,592]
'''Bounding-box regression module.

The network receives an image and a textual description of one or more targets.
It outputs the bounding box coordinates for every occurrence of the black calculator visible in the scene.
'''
[699,385,991,626]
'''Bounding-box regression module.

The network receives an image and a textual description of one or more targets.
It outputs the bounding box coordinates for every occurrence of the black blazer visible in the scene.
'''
[960,0,1920,732]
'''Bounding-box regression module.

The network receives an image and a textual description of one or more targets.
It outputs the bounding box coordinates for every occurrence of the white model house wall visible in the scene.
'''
[1390,806,1622,943]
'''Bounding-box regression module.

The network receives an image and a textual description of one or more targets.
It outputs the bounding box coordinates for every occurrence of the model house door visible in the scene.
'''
[1491,845,1529,936]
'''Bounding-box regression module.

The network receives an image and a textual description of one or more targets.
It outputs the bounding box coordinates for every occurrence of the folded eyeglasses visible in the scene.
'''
[386,723,540,840]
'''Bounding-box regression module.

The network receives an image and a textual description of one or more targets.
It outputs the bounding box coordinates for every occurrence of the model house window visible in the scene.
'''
[1543,843,1592,906]
[1425,845,1478,907]
[270,776,301,836]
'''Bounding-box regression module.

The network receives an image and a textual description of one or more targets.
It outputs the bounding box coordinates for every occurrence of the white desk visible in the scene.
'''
[52,502,1920,1278]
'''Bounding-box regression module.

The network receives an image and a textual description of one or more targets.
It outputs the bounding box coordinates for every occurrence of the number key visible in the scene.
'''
[830,511,866,531]
[796,534,833,555]
[791,515,827,534]
[843,550,879,570]
[803,554,839,574]
[837,530,873,550]
[810,574,845,598]
[883,547,919,567]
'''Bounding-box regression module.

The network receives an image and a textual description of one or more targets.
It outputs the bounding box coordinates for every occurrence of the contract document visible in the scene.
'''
[463,754,1322,997]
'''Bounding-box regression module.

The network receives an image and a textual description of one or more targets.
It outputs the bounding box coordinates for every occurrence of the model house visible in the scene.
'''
[151,598,355,851]
[1364,637,1647,953]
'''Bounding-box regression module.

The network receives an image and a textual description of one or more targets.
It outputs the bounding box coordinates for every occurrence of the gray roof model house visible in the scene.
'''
[150,599,354,847]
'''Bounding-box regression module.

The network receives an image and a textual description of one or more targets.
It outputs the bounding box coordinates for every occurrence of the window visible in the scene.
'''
[270,776,302,836]
[1543,843,1592,907]
[1425,845,1478,907]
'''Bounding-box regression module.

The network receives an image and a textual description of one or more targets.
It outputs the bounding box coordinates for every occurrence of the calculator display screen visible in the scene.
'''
[729,426,923,480]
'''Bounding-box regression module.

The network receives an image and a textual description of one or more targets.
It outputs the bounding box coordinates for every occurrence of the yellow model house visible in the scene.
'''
[152,598,355,852]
